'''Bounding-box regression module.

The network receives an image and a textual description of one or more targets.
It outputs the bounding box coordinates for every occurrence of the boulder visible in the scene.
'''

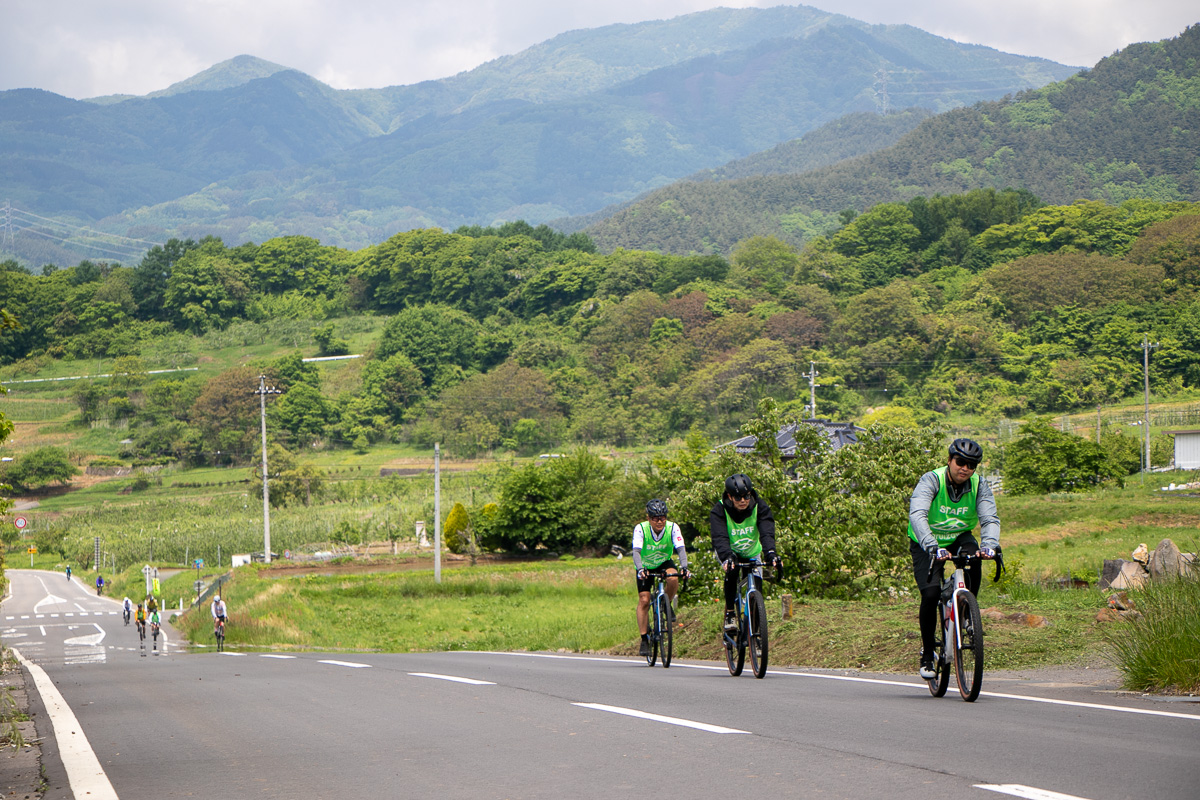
[1132,543,1149,564]
[1106,591,1135,611]
[1108,560,1148,590]
[982,607,1007,621]
[1148,538,1183,581]
[1099,559,1126,591]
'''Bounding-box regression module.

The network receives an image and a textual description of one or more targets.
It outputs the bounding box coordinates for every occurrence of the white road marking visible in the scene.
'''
[39,625,45,636]
[219,651,246,657]
[976,784,1093,800]
[574,703,750,734]
[33,593,68,613]
[409,672,496,685]
[494,652,1200,722]
[10,648,119,800]
[63,624,105,647]
[261,654,296,659]
[319,659,371,668]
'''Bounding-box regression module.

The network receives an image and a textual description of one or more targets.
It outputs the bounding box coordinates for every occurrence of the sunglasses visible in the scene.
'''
[954,457,979,470]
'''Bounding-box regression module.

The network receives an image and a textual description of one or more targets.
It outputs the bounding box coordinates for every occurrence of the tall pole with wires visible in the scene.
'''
[255,376,283,563]
[1142,335,1159,473]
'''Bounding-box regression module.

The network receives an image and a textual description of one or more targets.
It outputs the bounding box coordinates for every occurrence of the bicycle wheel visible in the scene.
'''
[659,598,674,668]
[748,590,769,678]
[954,592,984,702]
[927,605,950,697]
[725,603,746,676]
[646,598,658,667]
[138,623,145,643]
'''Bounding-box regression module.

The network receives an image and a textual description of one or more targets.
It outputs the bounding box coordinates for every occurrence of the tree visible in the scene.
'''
[3,447,79,491]
[730,236,799,294]
[271,383,336,446]
[1004,418,1120,495]
[162,248,251,333]
[375,304,480,387]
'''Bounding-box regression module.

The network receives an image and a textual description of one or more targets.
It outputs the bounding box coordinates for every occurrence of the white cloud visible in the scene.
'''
[1,1,1195,98]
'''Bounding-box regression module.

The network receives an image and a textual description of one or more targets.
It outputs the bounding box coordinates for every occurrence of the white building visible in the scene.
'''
[1164,429,1200,469]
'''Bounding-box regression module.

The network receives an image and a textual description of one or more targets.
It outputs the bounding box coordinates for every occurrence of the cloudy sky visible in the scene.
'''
[3,1,1196,99]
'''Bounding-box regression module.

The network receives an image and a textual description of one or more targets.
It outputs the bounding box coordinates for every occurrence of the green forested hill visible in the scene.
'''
[0,6,1075,268]
[580,25,1200,255]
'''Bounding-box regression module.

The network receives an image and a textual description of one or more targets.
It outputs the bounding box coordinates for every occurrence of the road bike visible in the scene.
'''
[722,558,777,679]
[136,618,146,644]
[151,619,160,648]
[214,617,226,652]
[643,567,686,668]
[123,607,131,626]
[925,550,1000,702]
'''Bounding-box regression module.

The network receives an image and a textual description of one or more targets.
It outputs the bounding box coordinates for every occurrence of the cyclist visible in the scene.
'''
[149,608,161,639]
[122,596,133,625]
[211,594,227,632]
[95,574,105,595]
[908,437,1000,680]
[633,498,689,657]
[146,594,158,615]
[710,474,782,634]
[66,565,72,581]
[134,602,147,637]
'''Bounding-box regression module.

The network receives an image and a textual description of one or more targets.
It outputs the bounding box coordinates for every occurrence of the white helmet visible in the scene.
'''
[214,595,221,602]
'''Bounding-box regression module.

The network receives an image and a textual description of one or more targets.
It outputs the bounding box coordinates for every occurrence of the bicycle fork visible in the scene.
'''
[941,569,968,661]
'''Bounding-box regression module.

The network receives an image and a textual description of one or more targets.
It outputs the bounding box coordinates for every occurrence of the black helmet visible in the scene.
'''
[645,498,668,518]
[948,438,983,464]
[725,473,753,499]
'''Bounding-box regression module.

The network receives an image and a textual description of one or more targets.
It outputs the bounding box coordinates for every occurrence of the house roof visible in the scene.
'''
[719,419,864,457]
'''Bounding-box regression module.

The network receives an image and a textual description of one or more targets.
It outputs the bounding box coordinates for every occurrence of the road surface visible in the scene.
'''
[4,569,1197,799]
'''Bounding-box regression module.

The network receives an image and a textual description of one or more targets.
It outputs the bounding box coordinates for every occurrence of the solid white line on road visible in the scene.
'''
[492,652,1200,722]
[39,626,46,636]
[11,648,119,800]
[409,672,496,685]
[976,784,1093,800]
[574,703,750,734]
[261,654,296,659]
[319,659,371,668]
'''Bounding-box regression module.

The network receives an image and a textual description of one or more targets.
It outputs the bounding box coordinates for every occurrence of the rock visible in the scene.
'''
[1148,538,1183,581]
[1132,543,1149,563]
[1096,608,1141,623]
[1109,560,1148,590]
[1107,592,1135,611]
[1099,559,1127,590]
[982,607,1006,621]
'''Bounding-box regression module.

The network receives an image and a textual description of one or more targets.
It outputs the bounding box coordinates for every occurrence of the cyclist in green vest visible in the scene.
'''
[908,438,1000,679]
[711,474,782,634]
[634,499,689,657]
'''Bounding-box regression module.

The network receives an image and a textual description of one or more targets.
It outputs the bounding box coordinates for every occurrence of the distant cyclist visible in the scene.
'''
[149,609,162,640]
[122,597,133,625]
[146,594,158,615]
[134,603,147,637]
[908,438,1001,680]
[633,498,689,657]
[211,595,227,627]
[65,565,72,581]
[710,474,782,634]
[95,574,105,596]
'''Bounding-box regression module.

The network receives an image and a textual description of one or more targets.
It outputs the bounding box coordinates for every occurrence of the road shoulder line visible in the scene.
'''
[11,647,119,800]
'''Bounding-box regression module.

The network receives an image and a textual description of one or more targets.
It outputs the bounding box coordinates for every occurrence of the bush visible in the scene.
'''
[1105,567,1200,693]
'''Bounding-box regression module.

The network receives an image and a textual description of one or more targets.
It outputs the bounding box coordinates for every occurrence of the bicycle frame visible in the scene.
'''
[724,560,764,648]
[940,566,969,662]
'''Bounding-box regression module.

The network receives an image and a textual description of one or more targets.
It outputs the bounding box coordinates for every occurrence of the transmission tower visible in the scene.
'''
[873,69,891,115]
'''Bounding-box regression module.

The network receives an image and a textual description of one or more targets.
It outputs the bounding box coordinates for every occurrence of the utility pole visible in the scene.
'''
[1142,335,1159,473]
[1096,404,1102,443]
[434,443,441,584]
[254,376,283,563]
[807,361,820,419]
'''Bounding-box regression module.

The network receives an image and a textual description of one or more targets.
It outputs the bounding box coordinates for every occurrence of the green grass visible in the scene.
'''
[171,560,635,653]
[1104,571,1200,693]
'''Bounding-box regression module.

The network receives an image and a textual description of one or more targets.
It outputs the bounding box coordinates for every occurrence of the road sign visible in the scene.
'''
[26,546,36,554]
[193,559,204,568]
[14,516,27,530]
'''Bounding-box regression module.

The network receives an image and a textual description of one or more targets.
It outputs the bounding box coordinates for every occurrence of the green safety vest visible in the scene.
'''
[908,466,979,546]
[637,521,675,569]
[725,505,763,559]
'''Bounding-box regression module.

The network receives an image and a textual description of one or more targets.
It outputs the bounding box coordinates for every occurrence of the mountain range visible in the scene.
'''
[0,4,1077,266]
[575,23,1200,255]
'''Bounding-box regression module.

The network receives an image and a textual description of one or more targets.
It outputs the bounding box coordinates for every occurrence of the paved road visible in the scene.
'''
[4,569,1198,799]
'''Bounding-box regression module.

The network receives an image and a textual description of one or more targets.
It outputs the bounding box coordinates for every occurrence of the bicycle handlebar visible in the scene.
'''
[926,549,1003,583]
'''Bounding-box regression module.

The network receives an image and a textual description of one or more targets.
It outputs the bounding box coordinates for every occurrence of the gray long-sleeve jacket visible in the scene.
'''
[908,470,1000,552]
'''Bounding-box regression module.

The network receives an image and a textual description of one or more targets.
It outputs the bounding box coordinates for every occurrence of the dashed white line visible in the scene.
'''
[409,672,495,685]
[319,659,371,669]
[976,785,1092,800]
[218,651,246,657]
[261,654,296,659]
[574,703,750,734]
